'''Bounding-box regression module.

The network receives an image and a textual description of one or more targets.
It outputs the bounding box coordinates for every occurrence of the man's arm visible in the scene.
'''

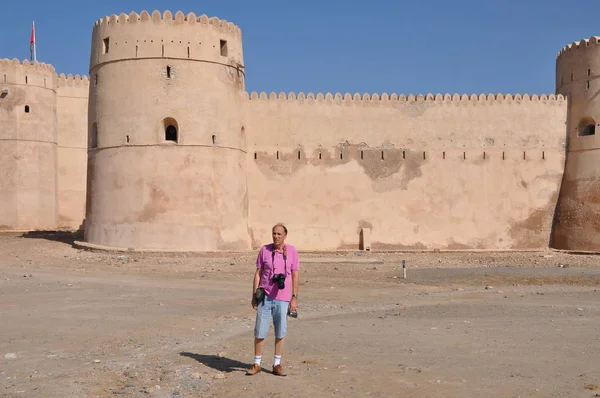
[289,270,299,312]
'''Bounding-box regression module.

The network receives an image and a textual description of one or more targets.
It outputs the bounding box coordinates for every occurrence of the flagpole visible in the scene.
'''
[30,21,37,62]
[33,21,37,62]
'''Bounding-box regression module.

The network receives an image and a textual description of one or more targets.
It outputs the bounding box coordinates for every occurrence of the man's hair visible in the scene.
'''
[272,223,288,235]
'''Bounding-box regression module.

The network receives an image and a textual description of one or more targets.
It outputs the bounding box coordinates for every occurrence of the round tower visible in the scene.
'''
[0,58,58,231]
[84,10,250,251]
[552,36,600,250]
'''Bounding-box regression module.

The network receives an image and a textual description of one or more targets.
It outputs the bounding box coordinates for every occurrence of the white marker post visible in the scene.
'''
[402,259,407,279]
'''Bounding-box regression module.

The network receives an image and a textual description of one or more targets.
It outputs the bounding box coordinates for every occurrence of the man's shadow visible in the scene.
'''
[180,352,249,373]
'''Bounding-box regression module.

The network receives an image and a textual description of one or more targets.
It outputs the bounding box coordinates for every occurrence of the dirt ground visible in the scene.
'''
[1,233,599,398]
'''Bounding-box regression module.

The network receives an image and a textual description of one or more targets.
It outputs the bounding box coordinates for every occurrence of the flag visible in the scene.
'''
[30,21,36,62]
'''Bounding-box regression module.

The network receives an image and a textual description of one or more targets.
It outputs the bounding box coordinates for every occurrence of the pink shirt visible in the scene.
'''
[256,243,300,302]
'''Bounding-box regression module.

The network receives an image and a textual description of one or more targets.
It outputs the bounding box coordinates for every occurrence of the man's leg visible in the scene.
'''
[274,337,284,357]
[271,300,289,376]
[247,298,272,375]
[255,337,265,357]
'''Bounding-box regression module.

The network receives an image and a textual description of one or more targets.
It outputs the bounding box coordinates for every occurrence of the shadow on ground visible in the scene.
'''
[180,352,249,373]
[20,230,83,246]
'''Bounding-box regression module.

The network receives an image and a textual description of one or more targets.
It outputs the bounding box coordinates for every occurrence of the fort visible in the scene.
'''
[0,10,598,252]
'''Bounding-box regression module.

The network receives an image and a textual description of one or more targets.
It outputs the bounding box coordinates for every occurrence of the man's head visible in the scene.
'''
[272,223,288,249]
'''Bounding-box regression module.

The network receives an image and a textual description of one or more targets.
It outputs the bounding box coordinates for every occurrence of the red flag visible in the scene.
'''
[30,22,36,61]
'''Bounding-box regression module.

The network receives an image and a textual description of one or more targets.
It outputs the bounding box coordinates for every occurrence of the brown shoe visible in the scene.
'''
[246,363,261,375]
[272,364,287,376]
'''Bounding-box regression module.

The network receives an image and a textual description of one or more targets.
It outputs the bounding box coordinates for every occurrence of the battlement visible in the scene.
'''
[89,10,244,70]
[557,36,600,59]
[56,73,89,86]
[0,58,56,89]
[55,73,89,98]
[0,58,55,72]
[92,10,241,37]
[246,91,565,106]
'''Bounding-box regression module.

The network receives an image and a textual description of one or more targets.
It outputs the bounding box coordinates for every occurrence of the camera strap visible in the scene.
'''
[271,245,287,277]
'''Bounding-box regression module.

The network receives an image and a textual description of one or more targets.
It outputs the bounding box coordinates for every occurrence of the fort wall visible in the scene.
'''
[84,11,250,251]
[245,93,567,250]
[56,73,89,230]
[0,59,58,231]
[552,37,600,250]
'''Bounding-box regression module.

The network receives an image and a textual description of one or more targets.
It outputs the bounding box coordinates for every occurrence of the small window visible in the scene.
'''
[91,122,98,148]
[166,125,178,142]
[212,134,217,145]
[578,117,596,136]
[220,40,228,56]
[103,37,110,54]
[25,76,28,84]
[24,105,30,113]
[163,117,179,142]
[94,74,98,87]
[166,66,171,78]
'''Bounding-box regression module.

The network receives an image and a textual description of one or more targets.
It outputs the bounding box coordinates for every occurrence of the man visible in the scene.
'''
[246,223,300,376]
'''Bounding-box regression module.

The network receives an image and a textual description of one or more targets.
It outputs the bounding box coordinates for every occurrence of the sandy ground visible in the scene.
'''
[1,232,599,398]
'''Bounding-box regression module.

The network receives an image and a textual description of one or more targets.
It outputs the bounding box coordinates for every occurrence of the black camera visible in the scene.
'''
[254,287,265,305]
[272,273,286,289]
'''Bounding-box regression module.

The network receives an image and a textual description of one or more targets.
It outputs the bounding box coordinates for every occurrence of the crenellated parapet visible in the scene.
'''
[90,10,244,71]
[246,91,565,106]
[56,73,89,98]
[0,58,56,90]
[556,36,600,91]
[56,73,89,87]
[556,36,600,59]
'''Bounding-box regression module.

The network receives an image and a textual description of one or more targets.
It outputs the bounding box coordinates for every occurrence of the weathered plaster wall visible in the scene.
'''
[56,73,88,230]
[0,59,57,231]
[245,93,567,250]
[84,11,250,251]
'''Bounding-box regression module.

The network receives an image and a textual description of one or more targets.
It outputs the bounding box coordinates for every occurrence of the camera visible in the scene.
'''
[272,273,286,289]
[254,287,265,305]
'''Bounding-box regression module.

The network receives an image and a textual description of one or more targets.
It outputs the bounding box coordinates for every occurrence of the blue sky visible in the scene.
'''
[0,0,598,95]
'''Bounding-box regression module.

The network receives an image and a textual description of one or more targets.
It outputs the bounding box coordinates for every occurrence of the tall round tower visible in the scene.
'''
[552,37,600,250]
[84,10,250,251]
[0,59,58,231]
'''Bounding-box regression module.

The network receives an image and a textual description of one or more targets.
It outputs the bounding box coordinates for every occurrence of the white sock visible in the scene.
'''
[274,355,282,366]
[254,355,262,365]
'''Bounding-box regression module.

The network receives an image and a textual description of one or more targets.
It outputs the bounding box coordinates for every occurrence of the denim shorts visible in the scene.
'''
[254,295,289,339]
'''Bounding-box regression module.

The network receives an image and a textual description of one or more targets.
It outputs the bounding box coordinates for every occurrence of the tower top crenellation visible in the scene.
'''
[556,36,600,59]
[92,10,241,37]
